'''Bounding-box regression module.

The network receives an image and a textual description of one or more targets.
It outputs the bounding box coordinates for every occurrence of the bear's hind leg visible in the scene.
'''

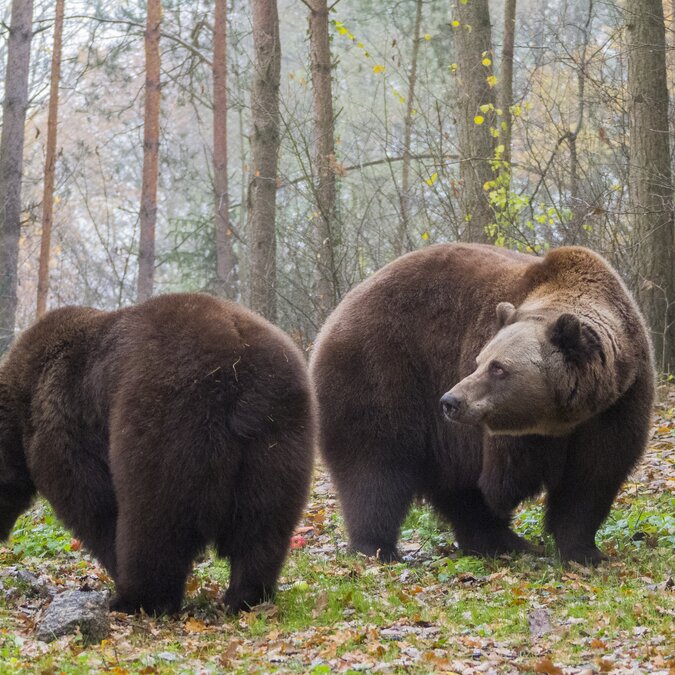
[222,538,287,614]
[109,395,225,614]
[335,464,417,562]
[220,434,313,614]
[429,487,533,557]
[112,513,203,615]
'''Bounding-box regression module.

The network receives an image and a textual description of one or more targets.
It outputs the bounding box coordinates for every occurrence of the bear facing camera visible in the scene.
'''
[0,293,315,614]
[311,244,654,566]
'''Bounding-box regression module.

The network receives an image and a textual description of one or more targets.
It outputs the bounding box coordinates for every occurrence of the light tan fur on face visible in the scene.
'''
[447,320,577,436]
[477,321,545,372]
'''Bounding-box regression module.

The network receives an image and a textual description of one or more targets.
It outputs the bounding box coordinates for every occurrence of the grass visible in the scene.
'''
[0,492,672,673]
[0,397,672,673]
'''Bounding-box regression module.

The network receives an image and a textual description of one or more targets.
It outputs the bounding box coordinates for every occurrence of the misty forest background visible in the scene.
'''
[0,0,673,373]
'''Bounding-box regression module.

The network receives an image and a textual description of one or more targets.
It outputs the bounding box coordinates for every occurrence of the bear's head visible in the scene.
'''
[440,301,610,436]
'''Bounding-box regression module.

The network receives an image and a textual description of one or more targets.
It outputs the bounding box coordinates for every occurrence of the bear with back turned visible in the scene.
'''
[310,244,654,565]
[0,293,315,614]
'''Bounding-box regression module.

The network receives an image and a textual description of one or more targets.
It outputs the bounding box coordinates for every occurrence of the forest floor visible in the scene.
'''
[0,387,673,674]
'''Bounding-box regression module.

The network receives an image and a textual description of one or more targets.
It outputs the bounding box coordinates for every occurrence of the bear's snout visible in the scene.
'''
[440,392,462,420]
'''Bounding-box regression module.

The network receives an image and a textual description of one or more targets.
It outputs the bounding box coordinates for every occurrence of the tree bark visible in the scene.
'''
[0,0,34,352]
[36,0,65,319]
[454,0,496,242]
[499,0,515,168]
[565,0,593,245]
[137,0,162,303]
[396,0,423,258]
[308,0,339,322]
[627,0,675,373]
[231,36,249,305]
[248,0,281,322]
[213,0,238,299]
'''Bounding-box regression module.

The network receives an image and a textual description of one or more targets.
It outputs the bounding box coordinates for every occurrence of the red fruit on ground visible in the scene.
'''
[290,535,307,550]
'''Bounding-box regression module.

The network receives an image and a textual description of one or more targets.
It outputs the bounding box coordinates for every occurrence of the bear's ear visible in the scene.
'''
[495,302,516,327]
[549,313,602,364]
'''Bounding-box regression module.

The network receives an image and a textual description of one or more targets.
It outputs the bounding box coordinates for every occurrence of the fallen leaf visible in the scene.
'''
[185,577,200,594]
[184,617,207,633]
[532,657,564,674]
[293,526,314,536]
[312,591,329,618]
[596,658,614,672]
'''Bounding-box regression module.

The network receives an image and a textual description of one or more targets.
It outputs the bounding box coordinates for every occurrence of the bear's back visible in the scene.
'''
[109,294,308,398]
[1,306,115,419]
[2,295,312,447]
[311,244,536,390]
[106,294,312,444]
[315,244,532,340]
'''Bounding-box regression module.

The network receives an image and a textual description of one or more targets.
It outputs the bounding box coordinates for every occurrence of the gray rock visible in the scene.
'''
[157,652,181,662]
[380,624,441,641]
[35,590,110,644]
[528,608,554,638]
[14,569,55,598]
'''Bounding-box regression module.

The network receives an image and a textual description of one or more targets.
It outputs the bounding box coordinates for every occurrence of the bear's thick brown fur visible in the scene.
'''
[310,244,654,565]
[0,293,315,614]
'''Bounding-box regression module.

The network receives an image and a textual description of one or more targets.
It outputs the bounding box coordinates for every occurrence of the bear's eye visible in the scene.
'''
[489,362,507,379]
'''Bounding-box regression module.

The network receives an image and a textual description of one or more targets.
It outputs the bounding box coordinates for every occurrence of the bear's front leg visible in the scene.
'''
[0,411,36,540]
[478,435,566,520]
[545,486,610,566]
[0,479,36,541]
[26,426,119,579]
[545,386,650,566]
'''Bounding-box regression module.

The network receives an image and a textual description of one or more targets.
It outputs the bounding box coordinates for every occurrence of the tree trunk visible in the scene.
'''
[454,0,496,242]
[137,0,162,303]
[565,0,593,245]
[396,0,423,258]
[309,0,339,323]
[248,0,281,322]
[36,0,65,319]
[232,40,249,306]
[0,0,34,352]
[213,0,238,299]
[499,0,515,168]
[627,0,675,373]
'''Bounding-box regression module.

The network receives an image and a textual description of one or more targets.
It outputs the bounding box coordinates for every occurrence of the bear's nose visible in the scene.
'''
[440,392,461,420]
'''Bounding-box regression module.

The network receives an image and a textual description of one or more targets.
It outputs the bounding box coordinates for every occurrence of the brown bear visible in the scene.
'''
[0,293,315,614]
[310,244,654,565]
